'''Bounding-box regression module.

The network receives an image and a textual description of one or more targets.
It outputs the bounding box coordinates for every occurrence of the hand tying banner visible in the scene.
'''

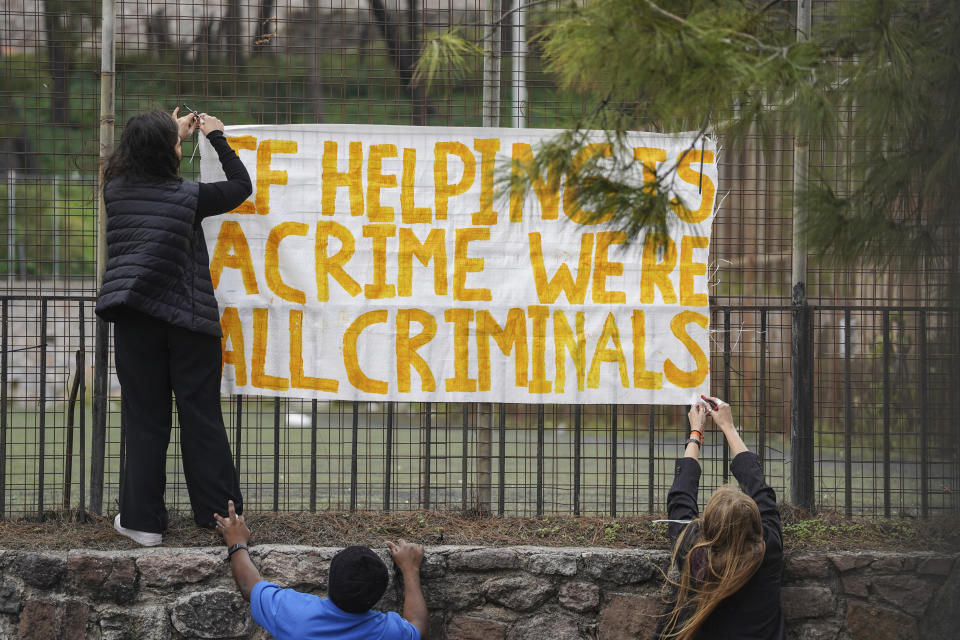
[200,124,718,405]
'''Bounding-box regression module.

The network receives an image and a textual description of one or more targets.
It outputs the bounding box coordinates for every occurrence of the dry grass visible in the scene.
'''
[0,507,957,553]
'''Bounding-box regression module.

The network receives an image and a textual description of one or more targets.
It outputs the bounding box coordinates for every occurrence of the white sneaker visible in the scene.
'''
[113,514,162,547]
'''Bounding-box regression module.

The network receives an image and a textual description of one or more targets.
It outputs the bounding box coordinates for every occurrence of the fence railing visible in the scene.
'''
[1,293,957,519]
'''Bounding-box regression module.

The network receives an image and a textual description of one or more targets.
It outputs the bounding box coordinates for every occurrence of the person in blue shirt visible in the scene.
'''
[215,500,428,640]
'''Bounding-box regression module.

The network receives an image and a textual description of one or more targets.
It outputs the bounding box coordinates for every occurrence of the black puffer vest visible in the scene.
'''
[96,177,222,336]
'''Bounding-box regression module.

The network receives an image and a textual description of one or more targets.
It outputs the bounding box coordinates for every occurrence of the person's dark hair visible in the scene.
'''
[102,110,180,185]
[327,546,389,614]
[660,485,765,639]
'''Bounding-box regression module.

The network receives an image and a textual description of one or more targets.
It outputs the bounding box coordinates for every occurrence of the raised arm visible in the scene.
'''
[665,403,708,541]
[215,500,262,601]
[387,539,429,639]
[196,114,252,219]
[703,395,748,457]
[703,396,782,551]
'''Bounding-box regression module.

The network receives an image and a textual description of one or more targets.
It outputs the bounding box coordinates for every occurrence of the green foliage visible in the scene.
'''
[0,176,96,277]
[497,0,959,291]
[414,29,483,90]
[783,519,865,542]
[798,0,960,276]
[602,521,621,542]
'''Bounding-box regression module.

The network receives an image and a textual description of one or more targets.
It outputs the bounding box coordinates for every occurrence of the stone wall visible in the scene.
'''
[0,545,956,639]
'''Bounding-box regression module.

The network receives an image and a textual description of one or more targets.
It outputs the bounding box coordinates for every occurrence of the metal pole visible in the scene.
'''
[482,0,502,128]
[790,0,815,511]
[476,402,492,514]
[6,170,15,281]
[475,0,503,513]
[90,0,116,515]
[919,310,928,518]
[512,0,527,128]
[52,175,60,277]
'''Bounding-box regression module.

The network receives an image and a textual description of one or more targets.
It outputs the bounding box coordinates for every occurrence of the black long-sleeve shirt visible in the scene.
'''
[664,452,786,640]
[197,130,252,221]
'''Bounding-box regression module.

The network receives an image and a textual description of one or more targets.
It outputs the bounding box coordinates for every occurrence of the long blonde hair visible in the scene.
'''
[660,485,766,640]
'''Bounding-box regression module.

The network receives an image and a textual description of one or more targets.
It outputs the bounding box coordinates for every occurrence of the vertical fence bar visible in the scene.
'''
[498,402,506,516]
[52,176,60,276]
[791,299,815,510]
[482,0,502,128]
[461,403,469,512]
[91,0,117,516]
[919,310,928,518]
[6,172,13,279]
[955,312,960,514]
[38,299,47,518]
[648,406,655,512]
[573,404,581,516]
[536,403,544,516]
[723,308,731,482]
[310,398,318,512]
[273,398,281,511]
[790,0,814,512]
[758,310,767,465]
[90,318,109,515]
[477,403,493,514]
[118,398,125,511]
[423,402,431,510]
[79,302,86,520]
[64,348,80,510]
[384,401,393,511]
[0,299,7,517]
[844,308,853,518]
[512,0,527,128]
[350,401,359,512]
[882,310,891,517]
[610,404,618,517]
[234,395,243,474]
[480,0,502,514]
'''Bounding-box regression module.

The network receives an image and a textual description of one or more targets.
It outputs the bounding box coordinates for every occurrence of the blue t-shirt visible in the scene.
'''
[250,581,420,640]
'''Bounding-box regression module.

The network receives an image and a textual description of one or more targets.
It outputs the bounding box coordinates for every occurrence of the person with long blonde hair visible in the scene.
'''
[657,396,784,640]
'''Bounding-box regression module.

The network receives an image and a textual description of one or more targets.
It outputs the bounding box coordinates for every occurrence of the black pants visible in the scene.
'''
[114,312,243,533]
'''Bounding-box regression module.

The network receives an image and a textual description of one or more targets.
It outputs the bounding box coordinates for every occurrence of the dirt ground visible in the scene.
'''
[0,506,957,553]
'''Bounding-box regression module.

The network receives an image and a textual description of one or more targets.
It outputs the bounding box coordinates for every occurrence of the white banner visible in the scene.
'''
[200,124,717,405]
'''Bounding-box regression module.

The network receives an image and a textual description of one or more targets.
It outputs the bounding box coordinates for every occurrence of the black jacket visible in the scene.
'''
[96,131,252,336]
[663,451,785,640]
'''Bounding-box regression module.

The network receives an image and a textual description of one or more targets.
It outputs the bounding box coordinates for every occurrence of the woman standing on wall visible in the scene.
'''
[96,108,250,546]
[658,396,785,639]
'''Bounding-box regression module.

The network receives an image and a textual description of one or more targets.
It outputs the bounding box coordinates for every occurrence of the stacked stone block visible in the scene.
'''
[0,546,955,639]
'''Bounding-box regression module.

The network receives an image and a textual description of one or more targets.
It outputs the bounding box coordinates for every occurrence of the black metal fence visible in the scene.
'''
[2,1,959,519]
[1,293,956,518]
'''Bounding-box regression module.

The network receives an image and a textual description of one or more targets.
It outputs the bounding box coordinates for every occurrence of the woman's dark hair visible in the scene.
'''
[103,110,180,185]
[660,485,765,639]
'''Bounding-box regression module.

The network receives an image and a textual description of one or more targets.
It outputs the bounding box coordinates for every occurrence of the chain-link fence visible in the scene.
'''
[1,1,958,519]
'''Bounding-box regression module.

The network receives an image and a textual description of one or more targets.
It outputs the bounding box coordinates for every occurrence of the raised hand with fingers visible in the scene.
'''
[214,499,250,548]
[198,113,225,135]
[386,538,428,638]
[702,395,734,432]
[688,402,707,437]
[172,106,199,141]
[387,538,424,572]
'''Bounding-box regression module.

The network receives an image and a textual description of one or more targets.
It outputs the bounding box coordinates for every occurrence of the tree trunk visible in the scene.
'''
[406,0,427,125]
[307,0,323,122]
[254,0,277,52]
[223,0,244,66]
[43,2,70,125]
[368,0,432,124]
